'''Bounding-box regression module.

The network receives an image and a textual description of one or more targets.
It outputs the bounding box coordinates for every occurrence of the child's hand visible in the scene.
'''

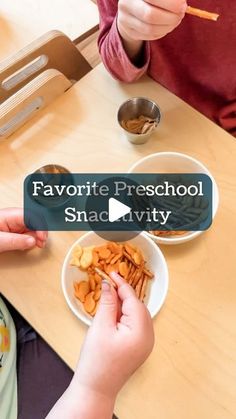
[47,273,154,419]
[74,272,154,401]
[0,208,48,252]
[117,0,187,42]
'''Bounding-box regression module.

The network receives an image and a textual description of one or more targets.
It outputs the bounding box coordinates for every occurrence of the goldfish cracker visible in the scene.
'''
[124,243,136,256]
[133,251,143,265]
[70,256,81,268]
[97,246,111,260]
[110,252,122,264]
[80,247,93,270]
[84,291,96,314]
[70,245,83,267]
[118,261,128,277]
[74,245,83,258]
[74,281,90,303]
[89,276,96,291]
[92,250,100,266]
[90,301,99,317]
[107,241,122,254]
[94,272,102,284]
[94,288,101,302]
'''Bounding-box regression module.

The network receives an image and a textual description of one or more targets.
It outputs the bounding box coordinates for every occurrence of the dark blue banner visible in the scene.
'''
[24,173,212,232]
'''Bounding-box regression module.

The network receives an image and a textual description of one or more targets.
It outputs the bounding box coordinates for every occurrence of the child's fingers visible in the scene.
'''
[93,280,119,328]
[25,232,47,248]
[110,271,136,300]
[0,232,36,252]
[119,12,165,40]
[35,230,48,242]
[35,239,47,248]
[110,272,151,330]
[110,271,125,287]
[0,207,24,232]
[34,230,48,248]
[124,0,184,25]
[145,0,187,14]
[139,6,183,26]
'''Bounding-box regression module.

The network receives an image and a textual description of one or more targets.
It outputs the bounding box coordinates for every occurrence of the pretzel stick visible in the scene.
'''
[186,6,219,21]
[140,276,148,302]
[131,267,143,288]
[135,277,143,299]
[94,267,117,289]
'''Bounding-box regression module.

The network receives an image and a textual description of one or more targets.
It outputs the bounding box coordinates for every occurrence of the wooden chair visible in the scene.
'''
[0,31,92,138]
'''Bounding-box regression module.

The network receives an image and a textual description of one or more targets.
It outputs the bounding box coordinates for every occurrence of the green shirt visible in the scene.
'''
[0,297,17,419]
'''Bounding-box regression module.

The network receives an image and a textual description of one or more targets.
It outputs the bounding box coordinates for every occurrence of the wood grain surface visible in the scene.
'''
[0,64,235,419]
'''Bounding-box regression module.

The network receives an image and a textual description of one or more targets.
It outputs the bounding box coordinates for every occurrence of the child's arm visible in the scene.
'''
[97,0,186,83]
[46,273,154,419]
[45,383,115,419]
[97,0,149,83]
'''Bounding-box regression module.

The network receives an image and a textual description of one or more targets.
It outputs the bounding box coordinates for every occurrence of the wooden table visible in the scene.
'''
[0,64,236,419]
[0,0,99,61]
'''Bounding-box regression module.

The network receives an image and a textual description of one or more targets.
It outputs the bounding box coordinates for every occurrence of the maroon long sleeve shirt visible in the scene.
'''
[97,0,236,136]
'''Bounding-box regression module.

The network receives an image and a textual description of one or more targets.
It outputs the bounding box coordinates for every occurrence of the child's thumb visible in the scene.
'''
[94,280,118,328]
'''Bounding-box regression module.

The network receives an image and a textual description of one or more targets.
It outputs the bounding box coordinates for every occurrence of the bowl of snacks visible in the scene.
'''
[117,97,161,145]
[61,231,168,326]
[128,152,219,245]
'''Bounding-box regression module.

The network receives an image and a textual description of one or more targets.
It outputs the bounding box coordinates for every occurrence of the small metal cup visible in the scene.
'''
[30,164,72,208]
[34,164,70,175]
[117,97,161,145]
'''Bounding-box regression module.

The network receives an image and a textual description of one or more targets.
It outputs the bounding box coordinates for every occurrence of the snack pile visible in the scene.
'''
[121,115,158,135]
[70,241,154,317]
[146,174,211,238]
[149,230,187,237]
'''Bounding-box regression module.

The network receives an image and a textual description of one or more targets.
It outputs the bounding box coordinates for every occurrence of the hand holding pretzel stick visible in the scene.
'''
[73,272,154,401]
[116,0,187,60]
[115,0,219,63]
[47,273,154,419]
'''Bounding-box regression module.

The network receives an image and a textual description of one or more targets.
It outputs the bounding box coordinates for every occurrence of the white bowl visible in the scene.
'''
[128,152,219,245]
[61,231,169,326]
